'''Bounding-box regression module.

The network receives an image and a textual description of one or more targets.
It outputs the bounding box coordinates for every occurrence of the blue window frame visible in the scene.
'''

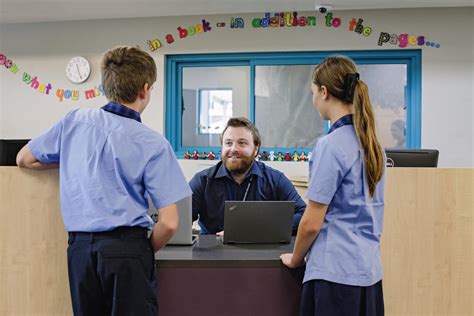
[166,50,422,158]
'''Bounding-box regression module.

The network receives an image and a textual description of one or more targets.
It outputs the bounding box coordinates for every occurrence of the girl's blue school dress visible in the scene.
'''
[302,114,385,316]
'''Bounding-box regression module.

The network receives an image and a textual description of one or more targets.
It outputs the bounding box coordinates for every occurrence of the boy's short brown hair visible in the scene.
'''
[220,117,262,149]
[101,46,157,104]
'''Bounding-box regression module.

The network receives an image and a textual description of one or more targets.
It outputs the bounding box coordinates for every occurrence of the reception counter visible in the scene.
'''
[1,167,473,315]
[155,235,304,315]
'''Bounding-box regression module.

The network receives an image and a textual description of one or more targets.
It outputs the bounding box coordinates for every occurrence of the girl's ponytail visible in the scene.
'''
[353,80,384,197]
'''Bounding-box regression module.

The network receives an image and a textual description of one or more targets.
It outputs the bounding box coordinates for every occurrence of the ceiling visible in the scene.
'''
[0,0,472,24]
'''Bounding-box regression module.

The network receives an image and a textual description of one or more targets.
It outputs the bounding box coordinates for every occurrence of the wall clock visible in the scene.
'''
[65,56,91,83]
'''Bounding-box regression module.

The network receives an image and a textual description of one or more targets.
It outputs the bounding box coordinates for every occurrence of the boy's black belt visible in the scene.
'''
[68,226,148,242]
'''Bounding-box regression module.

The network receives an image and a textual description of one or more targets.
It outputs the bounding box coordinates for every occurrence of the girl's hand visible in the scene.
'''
[280,253,303,268]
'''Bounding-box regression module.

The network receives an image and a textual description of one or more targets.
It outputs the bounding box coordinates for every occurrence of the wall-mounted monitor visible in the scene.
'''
[385,149,439,167]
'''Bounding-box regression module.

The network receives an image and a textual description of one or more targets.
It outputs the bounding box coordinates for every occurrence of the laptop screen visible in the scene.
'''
[223,201,294,244]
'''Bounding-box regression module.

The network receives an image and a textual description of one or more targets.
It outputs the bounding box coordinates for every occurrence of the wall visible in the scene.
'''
[0,8,473,170]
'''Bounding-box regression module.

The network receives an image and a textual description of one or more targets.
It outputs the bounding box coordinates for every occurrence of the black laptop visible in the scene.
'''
[223,201,294,244]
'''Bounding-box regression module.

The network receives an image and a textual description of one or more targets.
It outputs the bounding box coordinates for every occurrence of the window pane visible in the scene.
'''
[255,65,324,148]
[255,64,408,149]
[182,66,249,147]
[198,89,233,134]
[358,64,407,148]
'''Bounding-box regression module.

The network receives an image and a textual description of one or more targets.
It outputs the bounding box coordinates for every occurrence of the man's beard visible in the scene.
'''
[223,152,255,175]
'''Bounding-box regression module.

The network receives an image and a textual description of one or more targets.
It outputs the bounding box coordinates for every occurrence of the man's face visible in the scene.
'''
[222,126,258,175]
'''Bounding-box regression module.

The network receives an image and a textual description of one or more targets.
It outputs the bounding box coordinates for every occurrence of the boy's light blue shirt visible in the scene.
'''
[29,106,192,232]
[305,124,385,286]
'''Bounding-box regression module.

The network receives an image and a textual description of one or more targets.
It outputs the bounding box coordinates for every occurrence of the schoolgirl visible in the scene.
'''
[281,56,386,316]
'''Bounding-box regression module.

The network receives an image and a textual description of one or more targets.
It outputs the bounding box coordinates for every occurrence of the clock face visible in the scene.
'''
[65,56,91,83]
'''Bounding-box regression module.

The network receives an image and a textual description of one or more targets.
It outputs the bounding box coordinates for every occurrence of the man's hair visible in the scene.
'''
[101,46,157,104]
[220,117,261,149]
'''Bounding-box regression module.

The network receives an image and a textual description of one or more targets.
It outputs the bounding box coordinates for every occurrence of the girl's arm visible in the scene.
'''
[280,199,328,268]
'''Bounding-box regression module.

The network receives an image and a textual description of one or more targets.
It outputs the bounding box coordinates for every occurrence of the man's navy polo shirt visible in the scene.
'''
[189,160,306,235]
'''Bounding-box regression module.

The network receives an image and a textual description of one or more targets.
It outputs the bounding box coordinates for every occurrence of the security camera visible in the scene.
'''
[315,4,333,14]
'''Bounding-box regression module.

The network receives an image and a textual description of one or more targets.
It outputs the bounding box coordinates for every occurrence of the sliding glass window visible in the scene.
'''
[165,50,421,157]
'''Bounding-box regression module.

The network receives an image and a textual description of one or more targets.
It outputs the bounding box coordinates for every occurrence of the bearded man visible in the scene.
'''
[189,117,306,235]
